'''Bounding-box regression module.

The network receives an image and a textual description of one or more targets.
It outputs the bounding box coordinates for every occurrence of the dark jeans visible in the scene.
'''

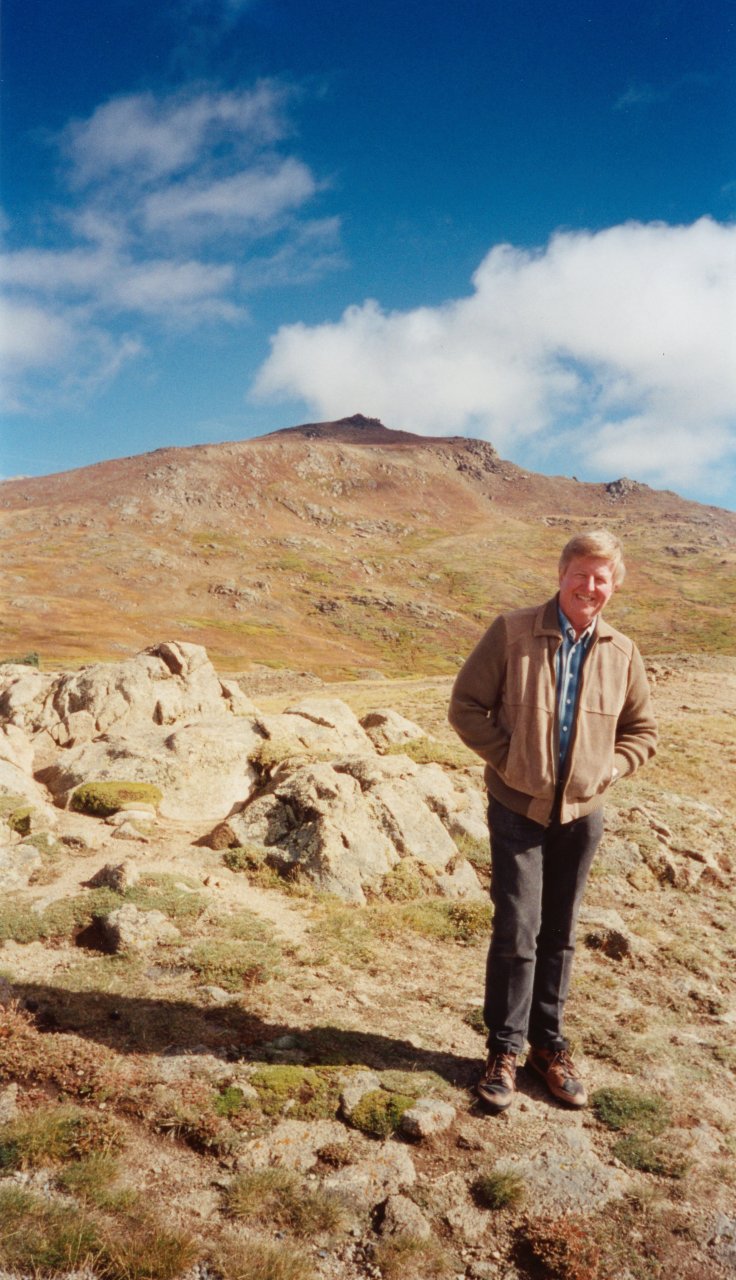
[484,796,604,1055]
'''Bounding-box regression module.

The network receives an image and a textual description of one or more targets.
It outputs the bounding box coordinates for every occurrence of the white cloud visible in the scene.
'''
[64,83,290,186]
[1,247,114,293]
[253,218,736,497]
[4,81,339,415]
[0,297,142,413]
[111,259,241,319]
[142,159,317,235]
[0,299,74,372]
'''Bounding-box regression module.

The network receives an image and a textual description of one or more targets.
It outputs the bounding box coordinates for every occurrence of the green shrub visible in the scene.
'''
[463,1005,487,1035]
[612,1133,688,1178]
[224,1166,348,1237]
[70,781,163,817]
[0,1103,122,1171]
[381,859,425,901]
[6,806,32,835]
[213,1085,250,1118]
[0,1184,101,1275]
[373,898,491,943]
[349,1088,415,1138]
[472,1168,525,1209]
[453,832,491,871]
[127,873,207,924]
[372,1233,453,1280]
[0,651,39,667]
[223,843,271,873]
[188,936,281,991]
[56,1154,137,1212]
[591,1086,669,1135]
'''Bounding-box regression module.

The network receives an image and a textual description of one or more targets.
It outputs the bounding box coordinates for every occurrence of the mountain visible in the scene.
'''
[1,415,734,673]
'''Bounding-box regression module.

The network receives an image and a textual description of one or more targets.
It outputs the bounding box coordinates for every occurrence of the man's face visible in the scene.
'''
[558,555,616,634]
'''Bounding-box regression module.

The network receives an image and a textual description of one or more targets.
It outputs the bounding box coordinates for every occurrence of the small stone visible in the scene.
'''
[400,1097,456,1140]
[87,860,140,892]
[381,1193,432,1240]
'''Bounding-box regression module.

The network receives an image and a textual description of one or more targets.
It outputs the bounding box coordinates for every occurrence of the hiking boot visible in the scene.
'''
[526,1045,587,1107]
[477,1051,517,1111]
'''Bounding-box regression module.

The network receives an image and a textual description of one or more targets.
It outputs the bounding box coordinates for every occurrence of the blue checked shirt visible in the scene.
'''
[556,606,596,774]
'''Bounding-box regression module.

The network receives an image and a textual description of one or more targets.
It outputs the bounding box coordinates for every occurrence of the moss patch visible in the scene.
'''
[70,781,163,817]
[249,1064,341,1121]
[349,1088,415,1138]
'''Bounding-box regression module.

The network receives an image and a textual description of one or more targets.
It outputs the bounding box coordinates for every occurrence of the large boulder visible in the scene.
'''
[0,642,257,765]
[217,753,484,904]
[0,724,57,824]
[232,761,398,902]
[279,697,374,754]
[359,708,427,751]
[38,718,263,822]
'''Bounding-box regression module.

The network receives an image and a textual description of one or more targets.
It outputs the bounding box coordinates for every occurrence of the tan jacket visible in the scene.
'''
[448,596,657,825]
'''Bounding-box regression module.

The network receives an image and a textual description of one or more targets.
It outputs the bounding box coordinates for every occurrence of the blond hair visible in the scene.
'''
[559,529,625,588]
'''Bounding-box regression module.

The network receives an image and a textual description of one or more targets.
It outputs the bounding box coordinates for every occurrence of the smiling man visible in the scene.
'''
[448,530,656,1112]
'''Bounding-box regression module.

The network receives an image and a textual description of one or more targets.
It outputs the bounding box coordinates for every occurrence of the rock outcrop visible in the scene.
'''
[0,642,485,901]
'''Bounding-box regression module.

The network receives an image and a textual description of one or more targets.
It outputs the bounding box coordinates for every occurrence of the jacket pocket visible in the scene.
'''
[500,702,554,797]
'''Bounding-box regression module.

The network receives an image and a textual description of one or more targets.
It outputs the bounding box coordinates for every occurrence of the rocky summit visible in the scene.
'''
[1,415,734,674]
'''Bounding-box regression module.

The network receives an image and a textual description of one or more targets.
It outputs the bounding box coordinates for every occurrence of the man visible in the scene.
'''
[448,530,656,1112]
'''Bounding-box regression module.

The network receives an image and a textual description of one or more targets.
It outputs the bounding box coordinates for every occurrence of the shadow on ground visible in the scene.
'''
[4,980,481,1090]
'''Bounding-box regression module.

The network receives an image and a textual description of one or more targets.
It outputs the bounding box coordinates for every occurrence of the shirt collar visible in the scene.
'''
[557,604,597,645]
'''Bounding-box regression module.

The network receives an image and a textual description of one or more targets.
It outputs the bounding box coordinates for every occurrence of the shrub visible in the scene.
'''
[611,1133,688,1178]
[213,1085,250,1118]
[591,1086,669,1135]
[98,1217,200,1279]
[0,1103,122,1171]
[517,1214,601,1280]
[453,832,491,871]
[0,651,39,667]
[349,1088,415,1138]
[70,781,163,817]
[592,1087,685,1180]
[6,806,32,835]
[127,873,207,925]
[224,1167,349,1237]
[187,936,280,991]
[0,1184,101,1275]
[463,1005,487,1035]
[372,1233,454,1279]
[472,1168,526,1210]
[373,898,491,943]
[223,843,272,873]
[381,859,425,901]
[56,1153,137,1212]
[210,1235,317,1280]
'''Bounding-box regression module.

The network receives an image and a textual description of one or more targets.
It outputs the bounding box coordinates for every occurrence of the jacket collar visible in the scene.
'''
[534,595,615,641]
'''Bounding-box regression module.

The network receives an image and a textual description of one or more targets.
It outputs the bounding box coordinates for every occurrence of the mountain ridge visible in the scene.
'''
[1,417,734,672]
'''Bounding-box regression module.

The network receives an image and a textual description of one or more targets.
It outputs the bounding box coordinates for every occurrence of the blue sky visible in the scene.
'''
[2,0,735,508]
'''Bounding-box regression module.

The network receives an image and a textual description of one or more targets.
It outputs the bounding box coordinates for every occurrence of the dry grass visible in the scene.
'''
[372,1233,454,1280]
[224,1167,349,1237]
[0,1102,122,1171]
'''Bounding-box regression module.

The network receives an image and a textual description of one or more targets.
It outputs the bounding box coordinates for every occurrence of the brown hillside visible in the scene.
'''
[1,416,734,673]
